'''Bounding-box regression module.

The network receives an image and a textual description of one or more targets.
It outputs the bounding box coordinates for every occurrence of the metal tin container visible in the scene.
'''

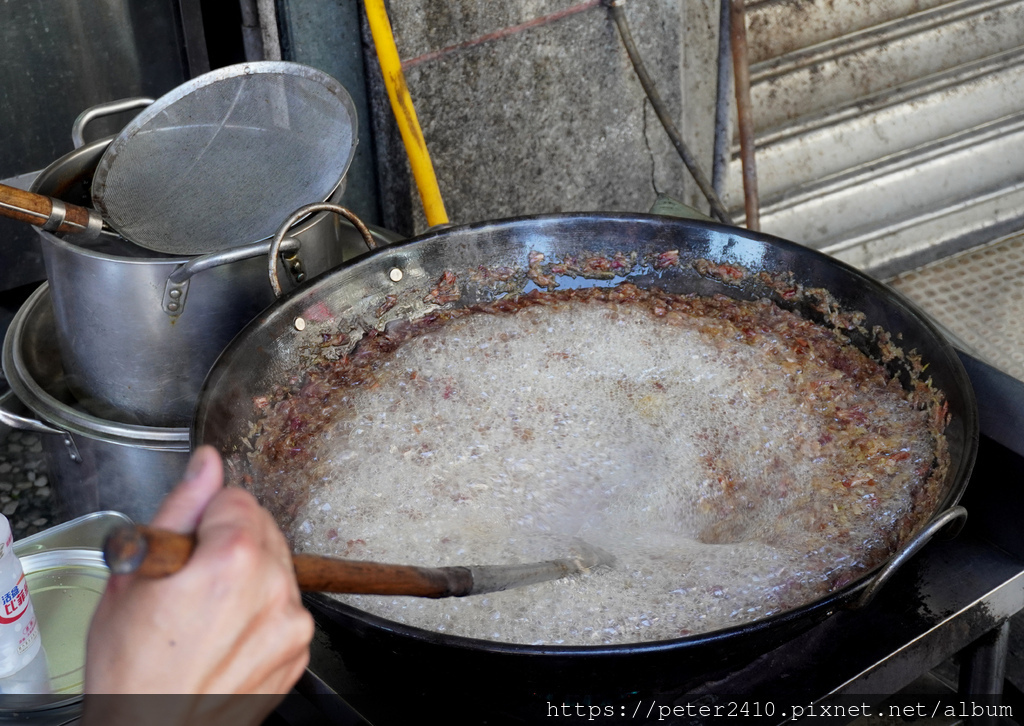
[0,512,122,719]
[17,549,108,693]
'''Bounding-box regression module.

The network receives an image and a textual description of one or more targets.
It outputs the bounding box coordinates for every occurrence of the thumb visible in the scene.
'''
[149,446,224,533]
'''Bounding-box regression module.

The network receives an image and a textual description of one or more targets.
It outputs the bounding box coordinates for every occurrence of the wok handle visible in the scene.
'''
[0,183,103,238]
[851,505,968,609]
[267,203,378,298]
[103,524,475,598]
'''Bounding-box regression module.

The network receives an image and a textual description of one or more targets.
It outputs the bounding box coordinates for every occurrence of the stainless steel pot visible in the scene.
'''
[0,284,189,522]
[29,115,399,427]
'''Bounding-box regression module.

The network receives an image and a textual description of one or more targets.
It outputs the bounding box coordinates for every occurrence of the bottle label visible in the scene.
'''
[0,574,31,624]
[16,615,37,653]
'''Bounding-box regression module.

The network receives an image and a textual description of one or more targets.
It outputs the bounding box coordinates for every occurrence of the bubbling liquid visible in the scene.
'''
[252,287,943,645]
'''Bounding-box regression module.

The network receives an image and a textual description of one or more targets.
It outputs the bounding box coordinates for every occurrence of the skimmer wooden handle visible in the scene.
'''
[0,182,102,236]
[103,524,474,598]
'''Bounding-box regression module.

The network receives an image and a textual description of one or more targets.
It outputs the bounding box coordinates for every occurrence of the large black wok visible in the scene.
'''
[193,213,977,708]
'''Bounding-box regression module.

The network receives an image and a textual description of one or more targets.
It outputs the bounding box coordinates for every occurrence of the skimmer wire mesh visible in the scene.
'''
[92,63,356,255]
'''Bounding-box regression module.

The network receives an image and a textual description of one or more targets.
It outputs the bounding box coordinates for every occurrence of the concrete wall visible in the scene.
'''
[368,0,721,235]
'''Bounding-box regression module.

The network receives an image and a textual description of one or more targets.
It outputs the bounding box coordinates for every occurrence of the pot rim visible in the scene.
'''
[2,283,189,447]
[30,202,349,267]
[304,578,853,656]
[30,111,352,266]
[199,211,978,503]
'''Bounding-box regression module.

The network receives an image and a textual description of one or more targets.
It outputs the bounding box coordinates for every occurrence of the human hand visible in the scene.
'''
[81,446,314,725]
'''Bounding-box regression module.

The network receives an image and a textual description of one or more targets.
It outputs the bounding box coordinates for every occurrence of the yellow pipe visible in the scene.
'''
[363,0,449,226]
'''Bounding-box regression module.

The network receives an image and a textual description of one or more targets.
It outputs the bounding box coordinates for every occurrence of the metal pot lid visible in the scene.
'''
[91,61,358,257]
[1,284,189,447]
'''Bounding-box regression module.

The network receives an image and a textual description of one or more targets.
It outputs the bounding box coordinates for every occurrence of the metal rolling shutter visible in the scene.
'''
[730,0,1024,278]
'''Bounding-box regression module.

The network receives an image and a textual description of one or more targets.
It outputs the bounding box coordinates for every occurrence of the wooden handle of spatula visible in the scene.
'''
[103,524,475,598]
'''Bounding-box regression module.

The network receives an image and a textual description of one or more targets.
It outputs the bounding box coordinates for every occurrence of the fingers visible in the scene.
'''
[187,486,311,692]
[150,446,224,533]
[85,444,313,700]
[194,485,295,575]
[180,487,313,695]
[206,597,313,695]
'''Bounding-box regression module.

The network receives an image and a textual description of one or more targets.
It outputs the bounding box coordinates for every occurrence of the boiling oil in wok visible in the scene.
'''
[252,286,946,645]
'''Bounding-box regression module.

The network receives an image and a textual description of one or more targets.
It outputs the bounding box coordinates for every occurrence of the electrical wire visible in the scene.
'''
[605,0,732,224]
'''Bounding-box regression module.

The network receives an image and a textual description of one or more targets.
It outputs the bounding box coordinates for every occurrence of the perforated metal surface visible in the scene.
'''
[92,62,357,255]
[889,230,1024,381]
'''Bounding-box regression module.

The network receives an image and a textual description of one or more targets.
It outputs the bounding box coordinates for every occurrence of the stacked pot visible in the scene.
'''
[0,72,398,522]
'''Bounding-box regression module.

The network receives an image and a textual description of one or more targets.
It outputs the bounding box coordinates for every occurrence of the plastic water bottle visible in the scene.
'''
[0,515,40,678]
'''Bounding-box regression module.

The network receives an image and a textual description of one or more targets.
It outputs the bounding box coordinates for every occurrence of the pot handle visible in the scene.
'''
[161,237,302,316]
[851,505,968,609]
[0,390,82,462]
[71,97,154,149]
[268,204,378,298]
